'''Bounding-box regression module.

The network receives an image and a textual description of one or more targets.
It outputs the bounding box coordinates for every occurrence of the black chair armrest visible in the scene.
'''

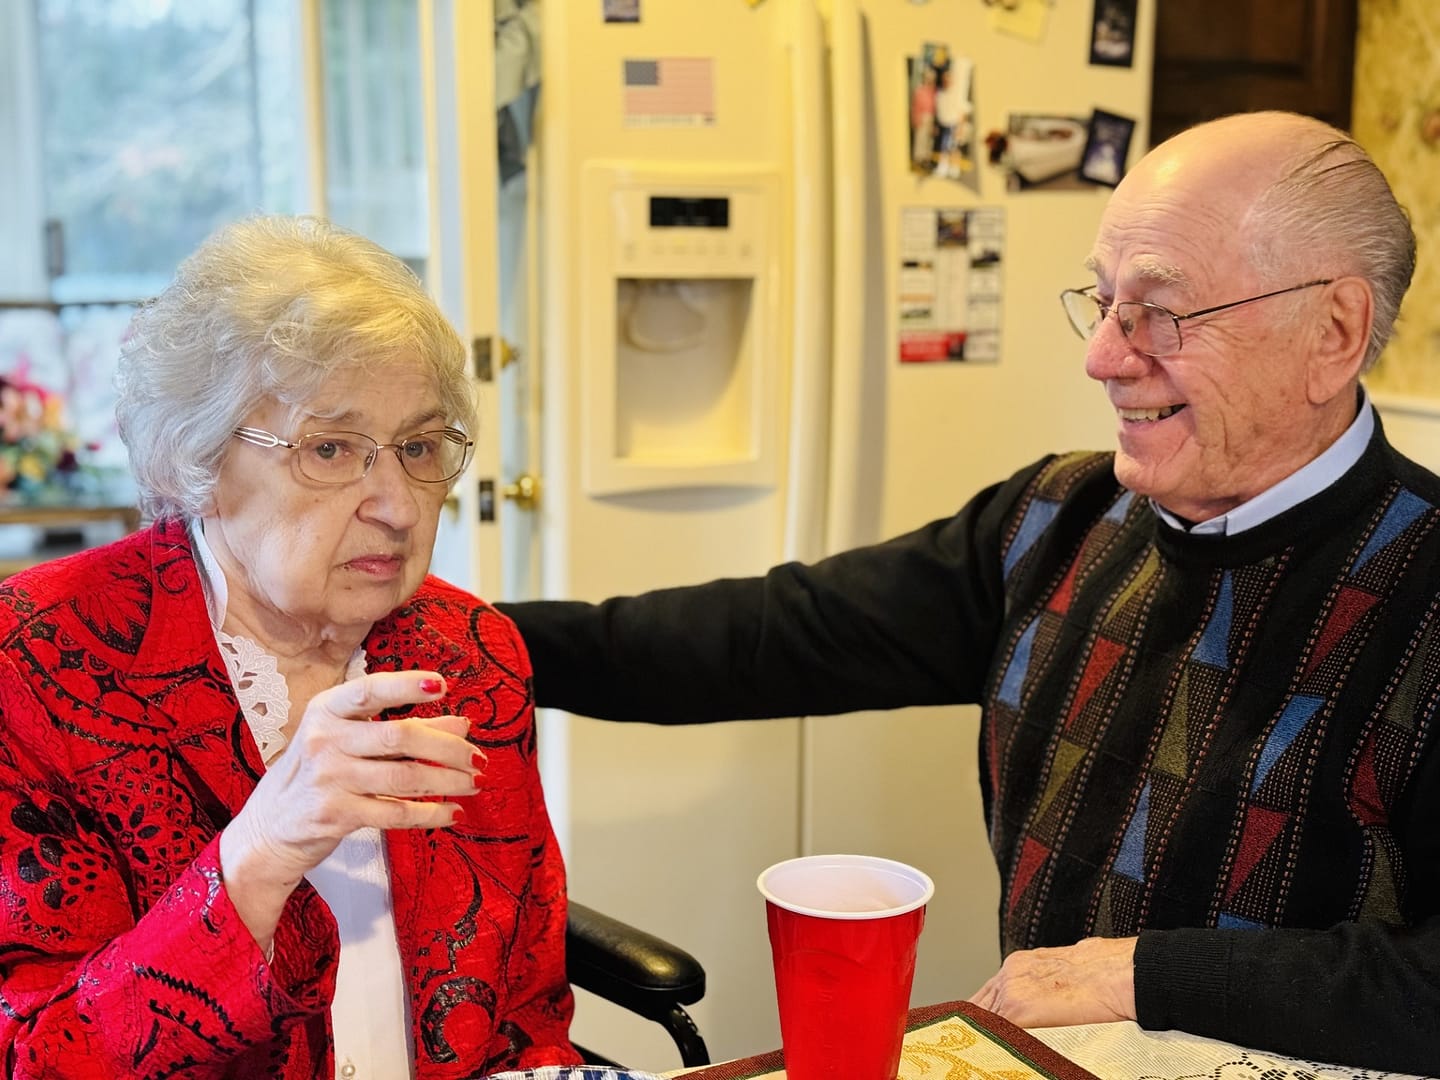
[566,900,706,1014]
[566,900,710,1067]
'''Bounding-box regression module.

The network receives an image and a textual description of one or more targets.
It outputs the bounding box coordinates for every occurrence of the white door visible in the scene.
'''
[421,0,541,605]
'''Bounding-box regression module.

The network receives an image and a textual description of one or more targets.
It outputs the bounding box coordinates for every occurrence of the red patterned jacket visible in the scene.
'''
[0,521,578,1077]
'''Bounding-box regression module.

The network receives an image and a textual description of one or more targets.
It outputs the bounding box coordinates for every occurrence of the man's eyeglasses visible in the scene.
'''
[1059,278,1333,358]
[232,427,475,485]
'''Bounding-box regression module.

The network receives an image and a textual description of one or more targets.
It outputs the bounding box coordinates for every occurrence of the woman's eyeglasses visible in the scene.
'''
[232,427,475,485]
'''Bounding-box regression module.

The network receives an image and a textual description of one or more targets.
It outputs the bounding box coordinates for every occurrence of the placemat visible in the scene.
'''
[677,1000,1100,1080]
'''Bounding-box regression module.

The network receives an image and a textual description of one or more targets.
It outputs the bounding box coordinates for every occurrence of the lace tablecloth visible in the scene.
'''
[1030,1021,1437,1080]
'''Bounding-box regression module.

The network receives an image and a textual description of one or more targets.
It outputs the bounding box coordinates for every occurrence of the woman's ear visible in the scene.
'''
[1306,277,1372,405]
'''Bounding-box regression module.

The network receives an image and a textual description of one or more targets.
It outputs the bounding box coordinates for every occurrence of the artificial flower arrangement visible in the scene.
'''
[0,372,93,501]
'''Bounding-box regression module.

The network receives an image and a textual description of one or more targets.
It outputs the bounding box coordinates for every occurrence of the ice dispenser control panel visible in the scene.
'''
[612,187,763,276]
[649,195,729,228]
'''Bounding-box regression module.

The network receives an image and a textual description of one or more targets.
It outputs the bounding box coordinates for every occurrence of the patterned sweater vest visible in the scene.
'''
[984,448,1440,954]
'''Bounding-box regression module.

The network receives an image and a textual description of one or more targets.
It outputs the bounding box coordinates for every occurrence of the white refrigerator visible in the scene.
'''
[525,0,1156,1066]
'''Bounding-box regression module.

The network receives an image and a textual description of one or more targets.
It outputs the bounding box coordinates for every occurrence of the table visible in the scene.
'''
[667,1002,1437,1080]
[0,502,141,578]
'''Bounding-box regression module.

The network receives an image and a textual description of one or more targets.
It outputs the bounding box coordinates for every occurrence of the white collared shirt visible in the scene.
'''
[191,523,415,1080]
[1152,388,1375,536]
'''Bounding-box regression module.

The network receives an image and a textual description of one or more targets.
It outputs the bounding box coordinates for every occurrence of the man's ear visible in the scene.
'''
[1307,277,1372,405]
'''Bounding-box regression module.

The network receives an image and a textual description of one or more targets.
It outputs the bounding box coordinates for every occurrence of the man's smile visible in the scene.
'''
[1117,404,1188,422]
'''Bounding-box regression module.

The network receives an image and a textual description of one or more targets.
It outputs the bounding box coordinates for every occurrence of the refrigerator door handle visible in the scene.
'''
[826,0,869,555]
[783,0,833,566]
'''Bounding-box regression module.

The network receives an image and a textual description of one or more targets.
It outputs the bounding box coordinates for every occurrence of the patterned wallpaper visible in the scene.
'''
[1352,0,1440,398]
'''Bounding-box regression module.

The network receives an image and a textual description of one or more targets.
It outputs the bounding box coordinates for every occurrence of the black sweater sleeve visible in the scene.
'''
[1134,916,1440,1074]
[498,466,1043,723]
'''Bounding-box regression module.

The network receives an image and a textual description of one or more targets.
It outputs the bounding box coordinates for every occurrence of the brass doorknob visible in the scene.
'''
[501,473,540,510]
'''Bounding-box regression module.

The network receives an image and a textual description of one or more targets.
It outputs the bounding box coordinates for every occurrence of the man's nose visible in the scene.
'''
[1084,312,1150,381]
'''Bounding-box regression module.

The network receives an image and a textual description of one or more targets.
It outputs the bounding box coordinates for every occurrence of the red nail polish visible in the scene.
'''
[421,677,444,694]
[471,750,487,770]
[472,773,485,789]
[451,806,466,824]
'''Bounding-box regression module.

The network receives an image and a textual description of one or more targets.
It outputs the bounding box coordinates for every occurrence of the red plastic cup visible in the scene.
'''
[757,854,934,1080]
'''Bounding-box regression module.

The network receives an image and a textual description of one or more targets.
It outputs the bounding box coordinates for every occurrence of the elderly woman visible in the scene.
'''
[0,216,580,1077]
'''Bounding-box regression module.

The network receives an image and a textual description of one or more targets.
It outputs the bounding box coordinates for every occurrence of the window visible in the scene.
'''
[0,0,428,493]
[321,0,428,273]
[1,0,426,305]
[30,0,307,303]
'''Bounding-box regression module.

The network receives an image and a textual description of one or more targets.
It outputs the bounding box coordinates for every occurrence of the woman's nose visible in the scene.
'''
[359,451,424,527]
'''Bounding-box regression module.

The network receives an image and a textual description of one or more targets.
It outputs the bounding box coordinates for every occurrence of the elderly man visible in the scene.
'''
[501,112,1438,1073]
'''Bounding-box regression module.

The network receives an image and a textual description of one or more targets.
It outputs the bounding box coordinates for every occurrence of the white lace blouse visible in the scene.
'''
[191,523,416,1080]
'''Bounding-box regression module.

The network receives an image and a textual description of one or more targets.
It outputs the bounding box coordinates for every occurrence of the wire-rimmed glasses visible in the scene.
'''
[1059,279,1334,358]
[232,426,475,485]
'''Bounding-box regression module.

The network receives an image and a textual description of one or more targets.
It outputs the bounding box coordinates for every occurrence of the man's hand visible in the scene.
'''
[968,936,1138,1028]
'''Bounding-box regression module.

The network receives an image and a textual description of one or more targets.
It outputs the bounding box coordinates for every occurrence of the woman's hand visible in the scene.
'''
[218,670,479,954]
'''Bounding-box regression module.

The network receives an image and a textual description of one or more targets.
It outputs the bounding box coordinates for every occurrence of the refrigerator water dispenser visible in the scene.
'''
[581,163,782,495]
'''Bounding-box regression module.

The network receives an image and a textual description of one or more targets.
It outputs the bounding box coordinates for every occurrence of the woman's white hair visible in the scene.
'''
[1242,114,1416,372]
[116,215,477,521]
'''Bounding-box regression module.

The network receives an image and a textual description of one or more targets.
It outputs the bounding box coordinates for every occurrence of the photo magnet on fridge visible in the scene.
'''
[1088,0,1138,67]
[1079,109,1136,187]
[986,114,1089,193]
[603,0,640,23]
[907,44,979,193]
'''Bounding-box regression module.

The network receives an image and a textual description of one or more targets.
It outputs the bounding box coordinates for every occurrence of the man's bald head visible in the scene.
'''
[1127,111,1415,370]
